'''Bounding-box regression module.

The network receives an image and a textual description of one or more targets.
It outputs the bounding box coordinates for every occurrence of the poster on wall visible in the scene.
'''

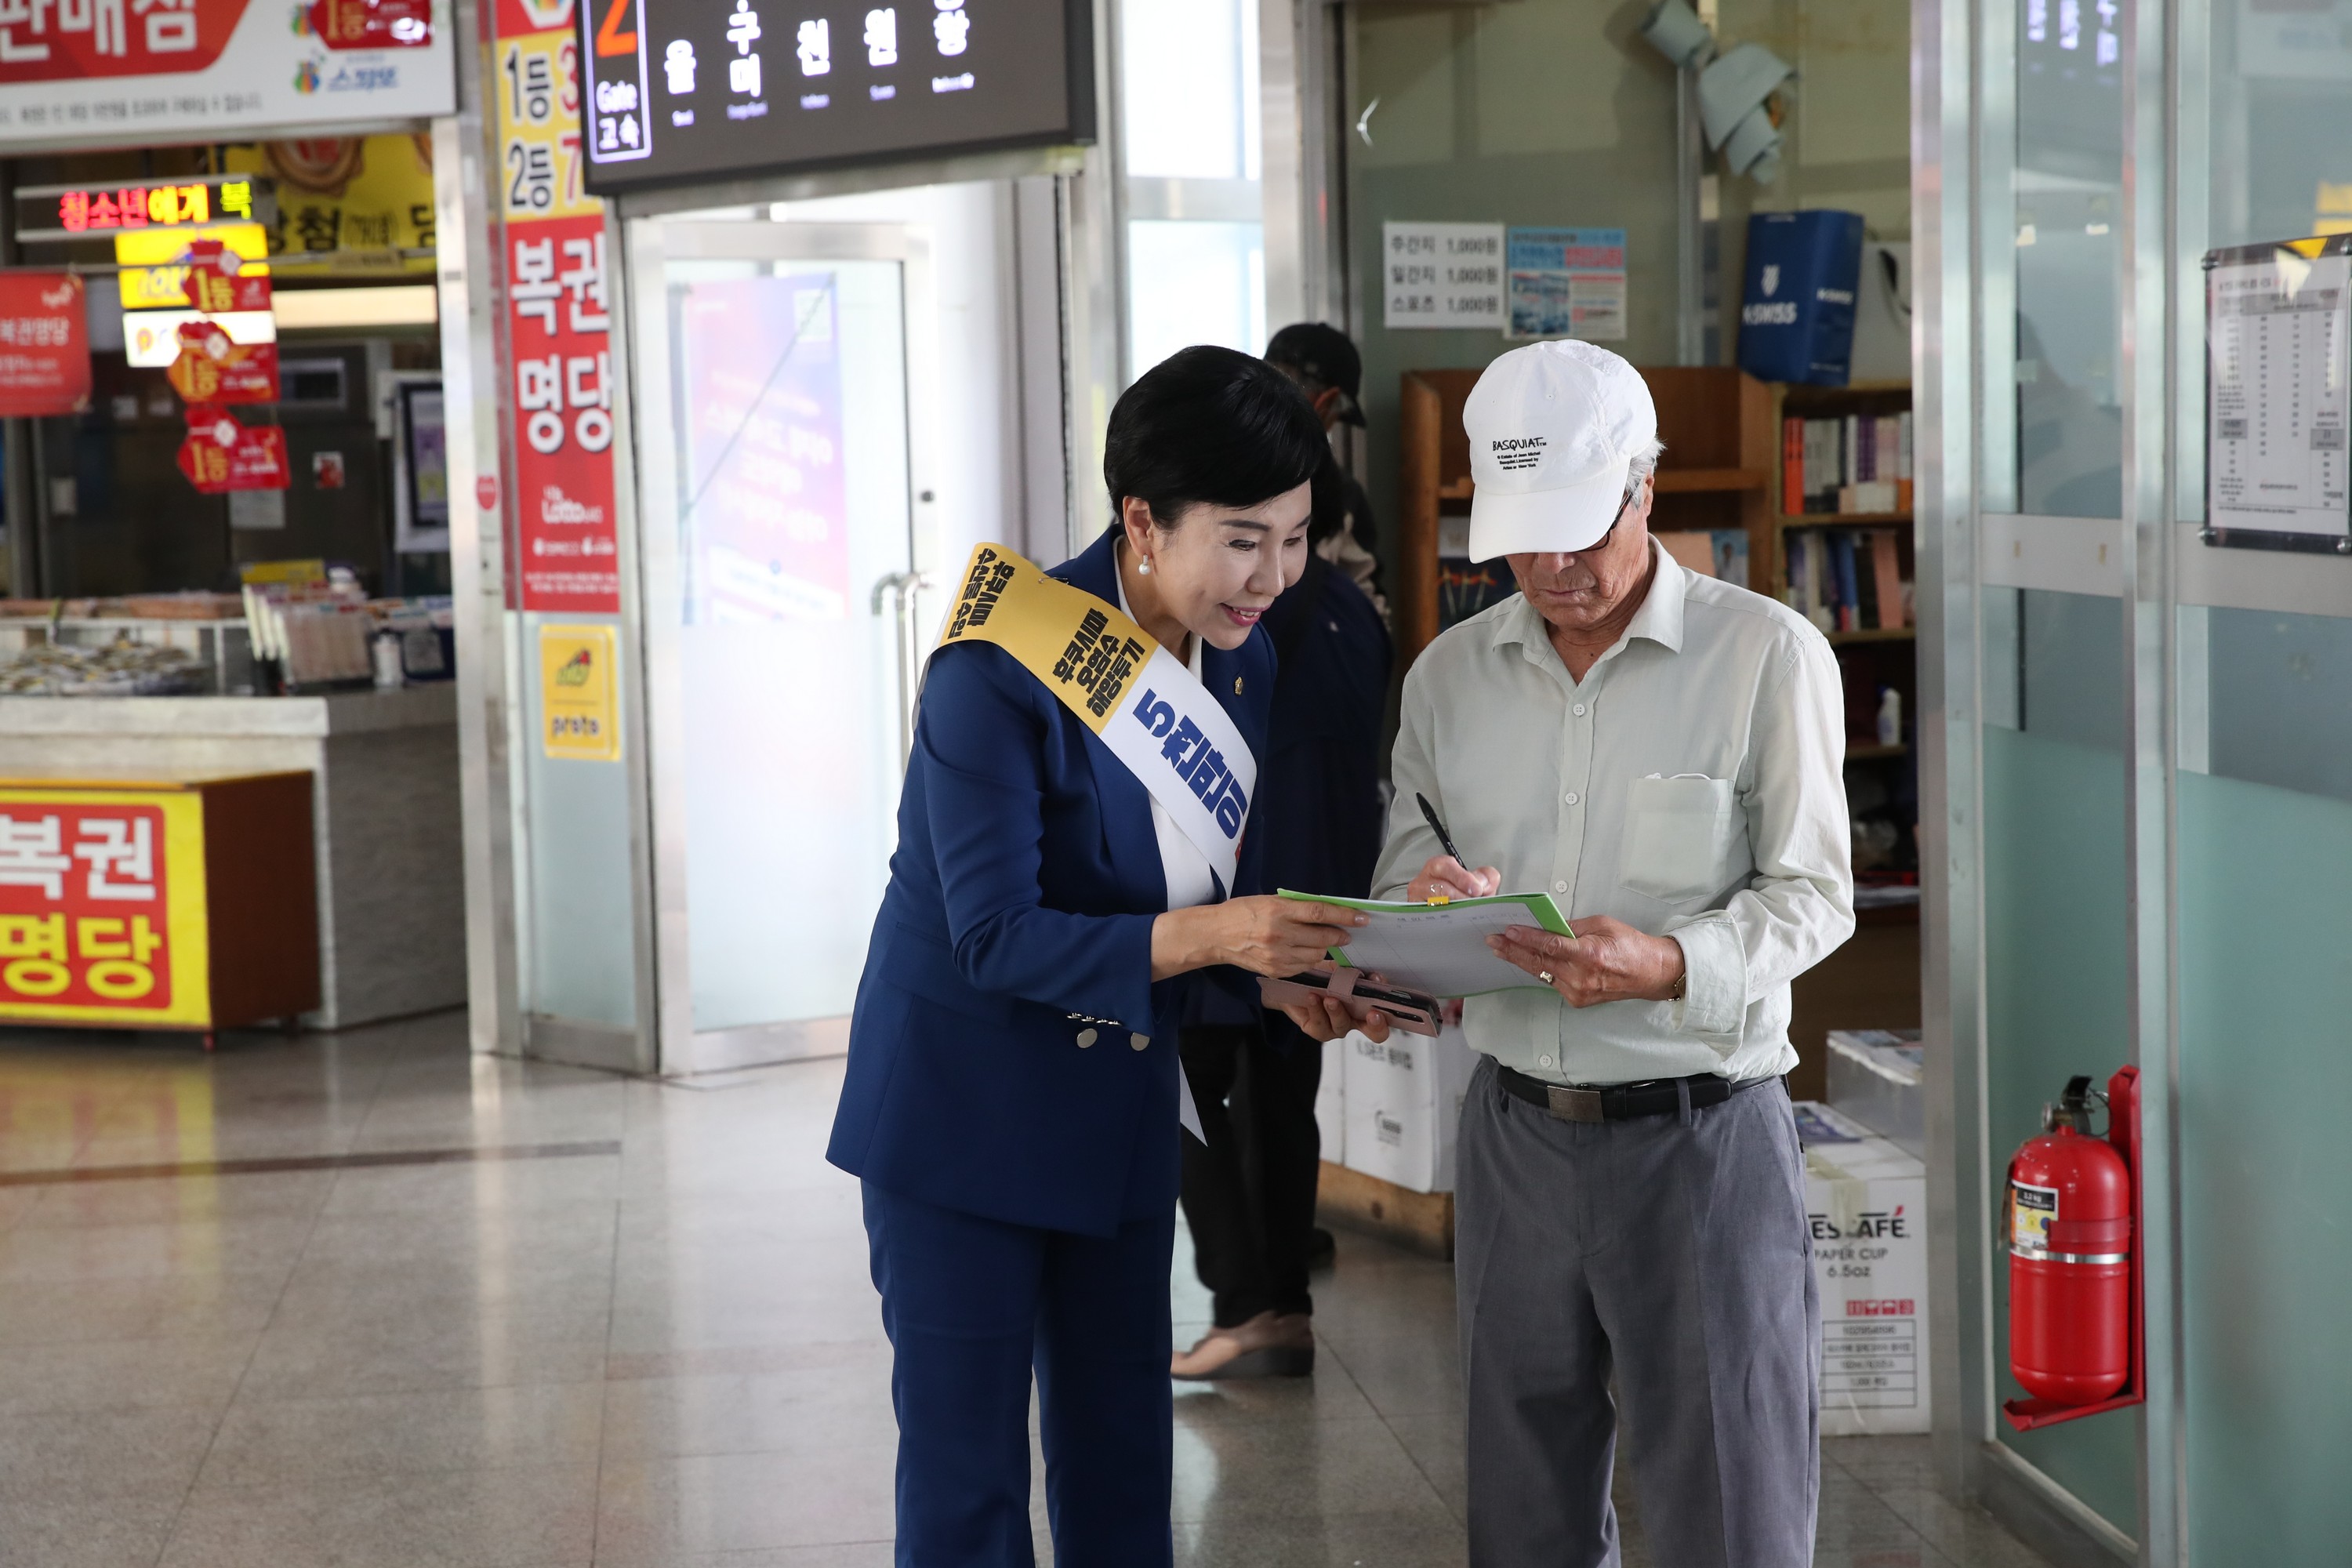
[677,274,847,622]
[2204,234,2352,554]
[221,137,437,274]
[1506,227,1628,343]
[538,623,621,760]
[0,0,454,147]
[0,273,90,417]
[1382,222,1505,331]
[497,0,621,614]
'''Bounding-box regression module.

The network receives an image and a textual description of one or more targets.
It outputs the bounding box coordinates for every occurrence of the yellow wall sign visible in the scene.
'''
[0,788,211,1028]
[114,223,271,313]
[539,624,621,761]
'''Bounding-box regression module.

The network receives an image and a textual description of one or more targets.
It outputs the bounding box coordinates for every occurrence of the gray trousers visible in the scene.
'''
[1454,1057,1819,1568]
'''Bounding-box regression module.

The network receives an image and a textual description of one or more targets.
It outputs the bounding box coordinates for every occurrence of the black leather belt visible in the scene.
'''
[1494,1062,1768,1123]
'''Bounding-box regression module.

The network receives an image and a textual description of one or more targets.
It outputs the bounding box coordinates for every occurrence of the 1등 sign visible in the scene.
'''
[181,238,271,314]
[178,405,291,493]
[306,0,434,49]
[167,321,279,404]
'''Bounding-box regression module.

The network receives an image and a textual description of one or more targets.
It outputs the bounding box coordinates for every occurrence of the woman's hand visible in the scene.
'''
[1279,992,1392,1045]
[1150,896,1367,982]
[1407,855,1501,903]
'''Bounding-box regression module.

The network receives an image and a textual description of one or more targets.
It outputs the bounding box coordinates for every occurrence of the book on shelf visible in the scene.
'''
[1655,530,1752,590]
[1782,526,1915,634]
[1780,409,1914,514]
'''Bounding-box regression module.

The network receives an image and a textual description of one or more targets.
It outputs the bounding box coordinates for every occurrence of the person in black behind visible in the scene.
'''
[1172,450,1393,1379]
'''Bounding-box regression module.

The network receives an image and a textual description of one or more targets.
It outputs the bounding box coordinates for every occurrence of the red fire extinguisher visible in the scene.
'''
[2005,1075,2134,1406]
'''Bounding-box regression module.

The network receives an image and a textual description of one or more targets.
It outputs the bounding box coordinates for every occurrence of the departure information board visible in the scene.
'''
[578,0,1093,196]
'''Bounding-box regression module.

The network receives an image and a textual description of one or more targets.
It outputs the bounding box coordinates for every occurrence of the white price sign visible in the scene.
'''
[1383,221,1505,331]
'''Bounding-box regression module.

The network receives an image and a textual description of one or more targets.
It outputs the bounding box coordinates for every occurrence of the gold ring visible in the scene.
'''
[1537,970,1555,985]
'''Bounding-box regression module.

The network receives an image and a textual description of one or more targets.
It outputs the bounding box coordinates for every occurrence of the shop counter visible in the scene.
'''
[0,687,464,1032]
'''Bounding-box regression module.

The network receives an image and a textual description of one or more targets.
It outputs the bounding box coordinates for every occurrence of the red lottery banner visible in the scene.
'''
[0,273,90,417]
[182,238,271,313]
[166,322,278,404]
[0,790,209,1027]
[306,0,433,49]
[495,0,620,615]
[178,405,290,493]
[508,211,619,611]
[0,0,248,83]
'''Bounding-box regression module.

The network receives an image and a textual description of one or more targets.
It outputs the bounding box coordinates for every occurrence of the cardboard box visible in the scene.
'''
[1315,1035,1347,1166]
[1341,1023,1479,1194]
[1825,1027,1924,1157]
[1796,1100,1930,1436]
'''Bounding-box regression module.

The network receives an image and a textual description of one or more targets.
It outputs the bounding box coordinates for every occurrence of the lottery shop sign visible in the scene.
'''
[0,272,90,417]
[0,789,209,1028]
[0,0,453,147]
[496,0,620,614]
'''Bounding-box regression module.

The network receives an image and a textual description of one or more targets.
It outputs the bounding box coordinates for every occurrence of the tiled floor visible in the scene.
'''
[0,1013,2054,1567]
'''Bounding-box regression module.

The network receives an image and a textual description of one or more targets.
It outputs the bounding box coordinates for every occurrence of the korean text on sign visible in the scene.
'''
[0,801,182,1017]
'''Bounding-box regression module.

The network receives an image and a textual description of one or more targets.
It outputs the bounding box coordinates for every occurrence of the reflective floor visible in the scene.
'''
[0,1013,2053,1567]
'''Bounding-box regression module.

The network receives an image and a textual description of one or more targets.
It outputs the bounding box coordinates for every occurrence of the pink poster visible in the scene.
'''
[675,274,848,623]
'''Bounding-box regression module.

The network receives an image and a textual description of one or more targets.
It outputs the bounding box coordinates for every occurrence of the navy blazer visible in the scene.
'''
[826,527,1276,1236]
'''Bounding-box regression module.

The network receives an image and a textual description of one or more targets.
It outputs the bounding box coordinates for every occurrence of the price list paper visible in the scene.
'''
[1382,222,1505,331]
[2205,238,2352,551]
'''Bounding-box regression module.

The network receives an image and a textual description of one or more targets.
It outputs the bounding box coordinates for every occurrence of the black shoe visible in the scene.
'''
[1308,1226,1336,1269]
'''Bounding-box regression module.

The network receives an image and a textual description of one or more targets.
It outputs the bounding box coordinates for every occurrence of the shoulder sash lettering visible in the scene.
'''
[935,543,1256,892]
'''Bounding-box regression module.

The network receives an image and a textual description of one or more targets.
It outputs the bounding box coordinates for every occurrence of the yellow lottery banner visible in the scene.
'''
[496,25,602,223]
[0,787,210,1028]
[937,545,1256,886]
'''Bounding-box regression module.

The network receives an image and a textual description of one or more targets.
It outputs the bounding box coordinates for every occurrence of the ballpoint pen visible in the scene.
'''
[1415,793,1466,904]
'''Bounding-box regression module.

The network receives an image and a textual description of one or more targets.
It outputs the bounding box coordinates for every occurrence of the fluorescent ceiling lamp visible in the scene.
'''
[123,308,273,368]
[272,285,439,330]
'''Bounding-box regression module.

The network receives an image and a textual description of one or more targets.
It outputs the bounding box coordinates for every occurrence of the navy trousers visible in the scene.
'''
[862,1181,1177,1568]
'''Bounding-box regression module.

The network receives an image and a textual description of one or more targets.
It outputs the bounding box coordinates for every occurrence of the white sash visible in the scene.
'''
[936,544,1257,892]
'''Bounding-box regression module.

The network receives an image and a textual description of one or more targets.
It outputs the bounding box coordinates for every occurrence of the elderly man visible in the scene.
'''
[1374,339,1853,1568]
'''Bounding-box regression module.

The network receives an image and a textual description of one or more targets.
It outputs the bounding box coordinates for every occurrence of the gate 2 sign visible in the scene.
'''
[577,0,1094,195]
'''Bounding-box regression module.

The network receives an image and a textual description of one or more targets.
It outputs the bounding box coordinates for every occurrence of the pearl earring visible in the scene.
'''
[1137,557,1152,575]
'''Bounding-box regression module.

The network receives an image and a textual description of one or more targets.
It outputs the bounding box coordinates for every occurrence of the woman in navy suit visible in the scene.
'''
[827,347,1385,1566]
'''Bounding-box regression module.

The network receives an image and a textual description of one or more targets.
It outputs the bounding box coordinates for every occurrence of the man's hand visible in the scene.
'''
[1486,915,1686,1008]
[1408,855,1501,903]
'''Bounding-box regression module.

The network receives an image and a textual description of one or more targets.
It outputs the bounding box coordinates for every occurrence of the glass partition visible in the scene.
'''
[2173,4,2352,1548]
[2013,0,2125,516]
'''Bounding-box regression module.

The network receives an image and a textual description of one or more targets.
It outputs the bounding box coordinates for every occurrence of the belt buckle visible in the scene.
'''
[1545,1085,1605,1123]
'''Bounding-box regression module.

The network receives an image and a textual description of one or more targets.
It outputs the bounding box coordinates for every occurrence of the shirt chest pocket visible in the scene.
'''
[1620,774,1740,904]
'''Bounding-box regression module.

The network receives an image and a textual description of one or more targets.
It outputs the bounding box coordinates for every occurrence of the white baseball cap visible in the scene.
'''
[1464,340,1657,561]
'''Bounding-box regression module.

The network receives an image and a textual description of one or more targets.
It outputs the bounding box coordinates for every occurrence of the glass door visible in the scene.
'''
[626,220,927,1074]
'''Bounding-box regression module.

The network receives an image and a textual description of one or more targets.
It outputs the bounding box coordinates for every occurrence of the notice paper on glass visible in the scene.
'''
[1507,227,1628,342]
[2204,235,2352,553]
[1383,222,1506,330]
[1282,889,1577,999]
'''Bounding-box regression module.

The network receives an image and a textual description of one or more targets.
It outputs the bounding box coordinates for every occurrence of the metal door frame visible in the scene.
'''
[621,218,939,1077]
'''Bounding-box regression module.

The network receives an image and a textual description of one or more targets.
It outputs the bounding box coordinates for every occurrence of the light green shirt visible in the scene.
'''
[1373,542,1856,1086]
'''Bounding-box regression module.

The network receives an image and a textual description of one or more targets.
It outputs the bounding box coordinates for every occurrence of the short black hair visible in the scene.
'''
[1104,345,1329,528]
[1308,448,1348,546]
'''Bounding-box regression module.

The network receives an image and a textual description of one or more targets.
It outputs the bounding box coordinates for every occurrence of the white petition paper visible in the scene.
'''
[1330,898,1567,999]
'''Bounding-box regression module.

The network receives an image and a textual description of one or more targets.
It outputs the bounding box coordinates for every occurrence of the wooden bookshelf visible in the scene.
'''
[1396,365,1776,671]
